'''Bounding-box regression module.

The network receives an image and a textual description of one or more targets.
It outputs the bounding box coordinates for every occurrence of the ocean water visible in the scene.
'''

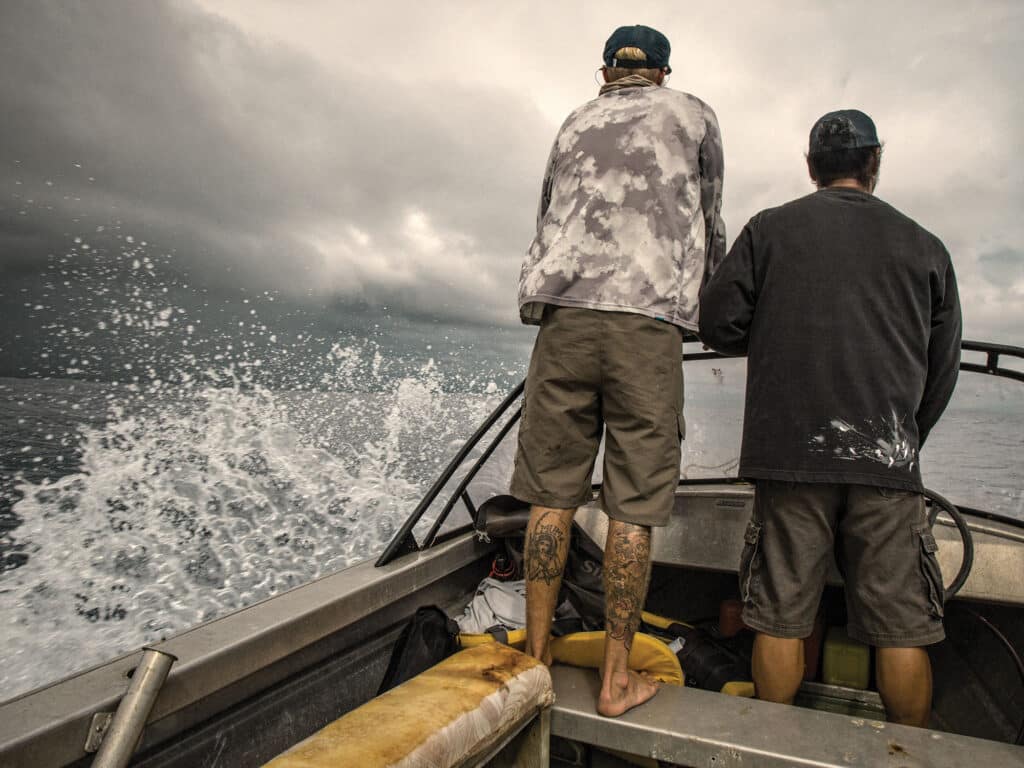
[0,242,1021,703]
[0,363,510,701]
[2,354,1020,703]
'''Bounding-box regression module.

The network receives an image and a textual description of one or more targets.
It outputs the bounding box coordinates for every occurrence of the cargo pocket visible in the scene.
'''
[914,525,945,618]
[739,520,762,604]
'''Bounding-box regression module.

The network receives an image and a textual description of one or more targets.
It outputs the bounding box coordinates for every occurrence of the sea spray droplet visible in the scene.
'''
[1,243,522,701]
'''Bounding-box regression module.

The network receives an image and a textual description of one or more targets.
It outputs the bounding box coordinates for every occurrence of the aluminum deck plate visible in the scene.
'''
[549,665,1023,767]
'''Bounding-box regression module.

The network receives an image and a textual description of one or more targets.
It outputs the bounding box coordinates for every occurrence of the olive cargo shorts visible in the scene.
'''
[510,307,685,527]
[740,481,946,647]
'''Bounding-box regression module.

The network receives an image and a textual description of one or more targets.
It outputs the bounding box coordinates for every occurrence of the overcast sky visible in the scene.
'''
[1,0,1022,344]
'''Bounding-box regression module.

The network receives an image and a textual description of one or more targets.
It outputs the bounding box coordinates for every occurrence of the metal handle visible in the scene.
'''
[91,648,176,768]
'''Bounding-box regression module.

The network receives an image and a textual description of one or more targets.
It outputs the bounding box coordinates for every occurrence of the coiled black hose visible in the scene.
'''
[924,487,974,600]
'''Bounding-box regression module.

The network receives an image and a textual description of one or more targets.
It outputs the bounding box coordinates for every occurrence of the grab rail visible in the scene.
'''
[375,339,1024,566]
[960,340,1024,383]
[375,382,524,566]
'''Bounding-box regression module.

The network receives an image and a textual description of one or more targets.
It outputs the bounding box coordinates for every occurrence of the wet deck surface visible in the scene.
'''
[549,665,1023,767]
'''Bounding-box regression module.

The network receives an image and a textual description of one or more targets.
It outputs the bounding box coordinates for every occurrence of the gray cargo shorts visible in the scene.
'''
[509,306,685,527]
[740,480,946,647]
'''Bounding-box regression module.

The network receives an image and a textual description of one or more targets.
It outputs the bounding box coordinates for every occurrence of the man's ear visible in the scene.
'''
[656,68,667,85]
[601,66,610,83]
[869,146,882,192]
[806,156,818,185]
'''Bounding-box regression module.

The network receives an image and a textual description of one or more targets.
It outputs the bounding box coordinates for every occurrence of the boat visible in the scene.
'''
[0,338,1021,767]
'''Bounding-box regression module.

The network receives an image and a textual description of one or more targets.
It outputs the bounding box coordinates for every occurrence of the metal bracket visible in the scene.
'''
[391,530,420,559]
[84,712,113,753]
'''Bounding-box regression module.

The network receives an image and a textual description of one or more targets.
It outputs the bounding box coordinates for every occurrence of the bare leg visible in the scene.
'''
[597,519,658,717]
[524,506,575,665]
[876,646,932,727]
[752,633,804,704]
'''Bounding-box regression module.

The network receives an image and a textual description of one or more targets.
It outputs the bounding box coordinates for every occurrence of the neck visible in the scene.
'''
[822,178,872,193]
[599,74,658,95]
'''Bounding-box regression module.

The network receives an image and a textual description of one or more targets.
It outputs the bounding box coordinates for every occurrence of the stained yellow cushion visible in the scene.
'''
[263,643,553,768]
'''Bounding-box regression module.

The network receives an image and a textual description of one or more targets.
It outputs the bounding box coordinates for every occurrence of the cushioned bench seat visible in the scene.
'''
[264,643,554,768]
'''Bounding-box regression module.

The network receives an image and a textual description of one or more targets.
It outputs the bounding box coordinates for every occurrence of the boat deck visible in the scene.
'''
[549,665,1023,767]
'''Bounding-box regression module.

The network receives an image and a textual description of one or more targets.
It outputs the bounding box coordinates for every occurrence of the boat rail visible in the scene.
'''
[377,339,1024,567]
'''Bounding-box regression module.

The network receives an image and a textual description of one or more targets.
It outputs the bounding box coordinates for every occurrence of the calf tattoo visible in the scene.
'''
[527,511,567,585]
[604,524,652,651]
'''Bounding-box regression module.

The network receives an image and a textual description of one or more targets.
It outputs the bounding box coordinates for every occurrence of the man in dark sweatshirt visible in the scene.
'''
[699,109,961,727]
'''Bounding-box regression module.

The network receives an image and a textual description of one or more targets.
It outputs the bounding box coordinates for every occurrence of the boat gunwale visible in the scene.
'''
[0,534,493,767]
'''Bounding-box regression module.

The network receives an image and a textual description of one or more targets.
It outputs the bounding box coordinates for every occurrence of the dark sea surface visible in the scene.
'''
[2,349,1020,702]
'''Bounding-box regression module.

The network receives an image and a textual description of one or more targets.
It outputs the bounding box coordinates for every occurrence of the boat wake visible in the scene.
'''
[1,365,497,701]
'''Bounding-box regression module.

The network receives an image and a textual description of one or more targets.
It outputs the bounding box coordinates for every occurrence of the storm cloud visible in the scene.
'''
[0,0,550,328]
[1,0,1022,356]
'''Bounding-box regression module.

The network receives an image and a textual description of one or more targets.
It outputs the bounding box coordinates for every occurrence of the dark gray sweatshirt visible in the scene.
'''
[699,187,961,491]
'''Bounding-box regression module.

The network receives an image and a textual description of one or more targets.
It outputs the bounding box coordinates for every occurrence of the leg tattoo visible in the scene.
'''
[603,522,652,651]
[526,510,568,584]
[525,506,575,664]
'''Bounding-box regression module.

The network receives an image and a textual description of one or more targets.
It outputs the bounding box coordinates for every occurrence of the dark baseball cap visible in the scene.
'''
[808,109,880,153]
[603,25,671,74]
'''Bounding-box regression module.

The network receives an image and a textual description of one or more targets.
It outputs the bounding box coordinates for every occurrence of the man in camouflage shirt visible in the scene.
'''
[511,24,725,716]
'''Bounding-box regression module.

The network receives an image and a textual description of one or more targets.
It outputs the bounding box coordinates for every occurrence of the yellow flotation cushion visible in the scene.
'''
[459,611,689,651]
[550,631,684,686]
[640,610,692,631]
[458,628,526,650]
[262,643,553,768]
[460,628,683,686]
[459,630,682,686]
[720,680,756,697]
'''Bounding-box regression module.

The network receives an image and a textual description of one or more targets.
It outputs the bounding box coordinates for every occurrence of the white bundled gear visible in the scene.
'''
[456,578,527,634]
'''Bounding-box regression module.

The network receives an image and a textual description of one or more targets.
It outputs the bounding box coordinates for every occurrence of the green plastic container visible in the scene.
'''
[822,626,870,690]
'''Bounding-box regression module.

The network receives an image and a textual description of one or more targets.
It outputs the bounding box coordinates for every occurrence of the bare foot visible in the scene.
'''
[597,670,659,717]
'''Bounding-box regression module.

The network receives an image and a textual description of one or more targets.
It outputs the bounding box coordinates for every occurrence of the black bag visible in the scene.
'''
[674,626,752,692]
[377,606,460,694]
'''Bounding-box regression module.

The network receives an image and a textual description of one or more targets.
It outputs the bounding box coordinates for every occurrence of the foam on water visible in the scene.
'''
[2,366,496,700]
[0,230,508,700]
[2,221,1022,707]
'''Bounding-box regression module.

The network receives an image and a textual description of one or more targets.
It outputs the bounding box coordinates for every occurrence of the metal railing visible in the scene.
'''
[375,382,524,566]
[960,340,1024,382]
[375,339,1024,567]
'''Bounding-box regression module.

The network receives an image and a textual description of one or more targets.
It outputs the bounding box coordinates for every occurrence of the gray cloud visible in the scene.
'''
[978,249,1024,287]
[1,0,1022,350]
[0,0,550,327]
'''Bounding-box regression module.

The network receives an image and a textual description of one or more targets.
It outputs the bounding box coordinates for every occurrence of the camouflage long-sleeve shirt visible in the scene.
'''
[518,81,725,330]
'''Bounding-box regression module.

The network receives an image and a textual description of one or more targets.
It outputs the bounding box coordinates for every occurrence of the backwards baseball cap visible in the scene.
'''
[603,25,671,74]
[809,109,880,154]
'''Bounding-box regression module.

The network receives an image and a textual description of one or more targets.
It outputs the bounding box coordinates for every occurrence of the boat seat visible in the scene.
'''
[262,643,554,768]
[549,665,1023,767]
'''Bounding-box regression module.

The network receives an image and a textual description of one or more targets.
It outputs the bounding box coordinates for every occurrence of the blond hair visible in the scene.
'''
[605,46,663,83]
